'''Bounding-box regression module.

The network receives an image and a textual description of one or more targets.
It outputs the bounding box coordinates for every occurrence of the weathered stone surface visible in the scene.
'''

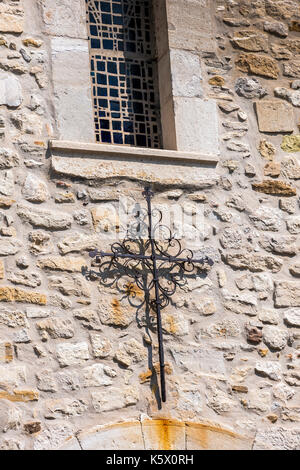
[0,239,22,256]
[274,87,300,107]
[289,264,300,277]
[275,281,300,307]
[255,361,282,381]
[55,192,75,204]
[223,252,282,273]
[235,77,267,99]
[283,61,300,78]
[17,204,72,230]
[255,100,295,132]
[270,43,292,60]
[281,135,300,153]
[219,227,244,249]
[245,325,263,344]
[36,370,58,393]
[73,309,101,331]
[263,326,289,351]
[264,162,281,177]
[258,309,279,325]
[236,53,279,79]
[115,338,147,367]
[33,422,74,451]
[200,319,241,339]
[223,18,250,27]
[37,318,74,339]
[0,287,46,305]
[91,386,139,412]
[0,5,23,34]
[284,308,300,327]
[0,148,19,169]
[56,342,89,367]
[0,390,39,403]
[253,428,300,450]
[259,140,276,160]
[260,235,297,256]
[279,198,296,214]
[206,385,235,414]
[286,216,300,234]
[82,364,115,387]
[0,309,28,328]
[51,156,219,189]
[0,73,22,108]
[8,272,41,288]
[91,205,120,233]
[252,181,296,197]
[48,274,90,297]
[281,157,300,179]
[13,329,31,344]
[90,334,112,358]
[223,291,257,316]
[208,75,225,87]
[0,196,15,209]
[0,170,14,196]
[58,233,100,254]
[249,207,283,231]
[37,256,86,272]
[22,174,50,203]
[98,296,135,328]
[231,31,268,52]
[28,230,52,255]
[263,21,289,37]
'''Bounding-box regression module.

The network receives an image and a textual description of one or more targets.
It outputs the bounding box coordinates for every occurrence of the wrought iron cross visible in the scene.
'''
[87,187,214,403]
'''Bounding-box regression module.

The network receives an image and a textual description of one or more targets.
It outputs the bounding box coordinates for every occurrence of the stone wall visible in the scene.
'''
[0,0,299,450]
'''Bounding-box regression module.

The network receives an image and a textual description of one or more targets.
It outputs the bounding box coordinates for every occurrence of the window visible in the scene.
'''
[85,0,162,148]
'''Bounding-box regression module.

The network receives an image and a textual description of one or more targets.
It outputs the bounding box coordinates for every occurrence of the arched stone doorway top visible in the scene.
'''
[59,418,253,450]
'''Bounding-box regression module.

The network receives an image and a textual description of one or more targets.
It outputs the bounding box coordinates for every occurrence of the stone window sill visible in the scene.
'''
[49,140,219,166]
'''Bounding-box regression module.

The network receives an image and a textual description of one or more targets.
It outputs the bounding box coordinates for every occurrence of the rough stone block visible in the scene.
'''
[0,4,24,34]
[0,288,46,305]
[56,342,89,367]
[274,281,300,307]
[37,256,86,272]
[0,73,22,108]
[255,100,295,133]
[51,155,219,189]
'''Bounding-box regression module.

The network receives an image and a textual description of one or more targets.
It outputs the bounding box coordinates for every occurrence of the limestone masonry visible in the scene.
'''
[0,0,299,450]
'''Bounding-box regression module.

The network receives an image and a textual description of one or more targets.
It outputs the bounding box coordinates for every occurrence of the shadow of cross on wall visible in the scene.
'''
[82,187,214,407]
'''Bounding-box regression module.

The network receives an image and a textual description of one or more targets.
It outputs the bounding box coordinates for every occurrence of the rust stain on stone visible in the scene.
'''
[125,282,144,299]
[111,298,124,325]
[139,362,172,384]
[164,314,178,335]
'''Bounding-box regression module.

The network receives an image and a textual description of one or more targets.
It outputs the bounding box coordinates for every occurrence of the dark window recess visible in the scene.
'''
[85,0,161,148]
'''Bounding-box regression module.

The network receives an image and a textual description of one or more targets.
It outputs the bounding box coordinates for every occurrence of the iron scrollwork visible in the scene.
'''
[86,187,214,404]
